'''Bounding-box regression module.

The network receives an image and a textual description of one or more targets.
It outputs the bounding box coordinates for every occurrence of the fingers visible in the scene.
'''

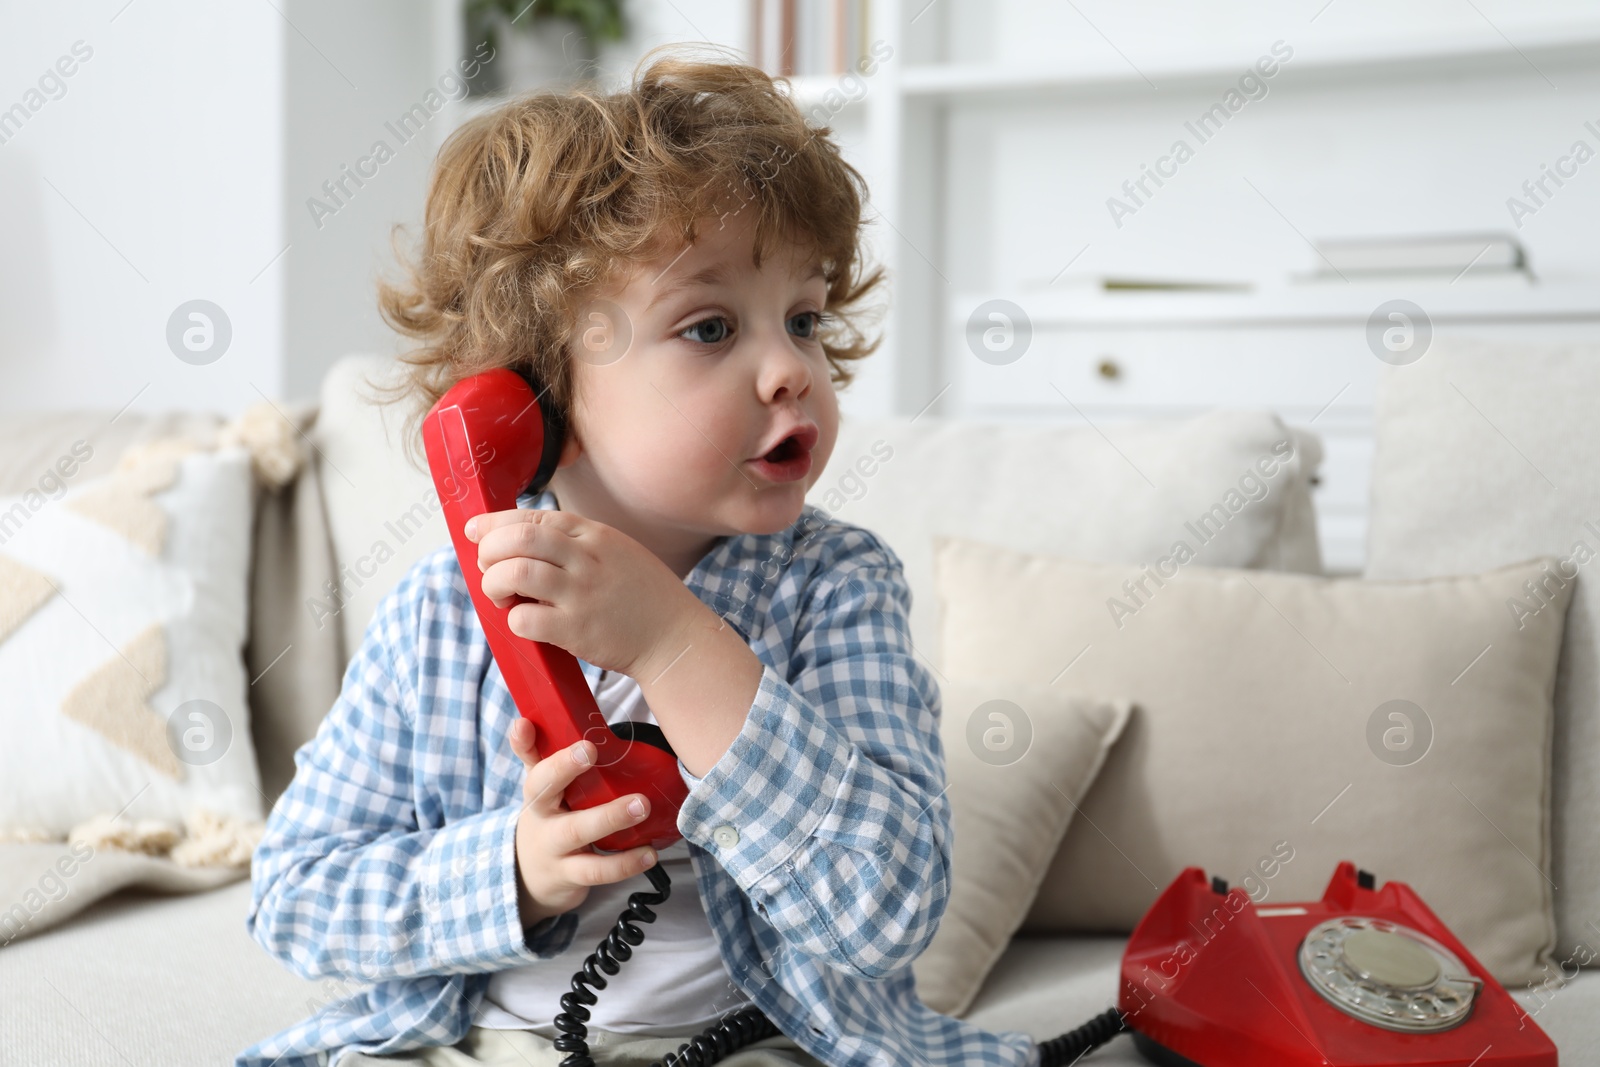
[525,743,655,860]
[566,844,659,886]
[511,722,658,888]
[557,799,660,886]
[509,718,540,767]
[477,514,578,569]
[524,734,599,812]
[480,554,568,609]
[464,507,540,543]
[559,792,653,855]
[512,719,548,805]
[476,514,578,610]
[467,508,580,554]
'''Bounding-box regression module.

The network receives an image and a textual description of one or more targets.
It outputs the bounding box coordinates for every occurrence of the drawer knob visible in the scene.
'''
[1096,358,1121,381]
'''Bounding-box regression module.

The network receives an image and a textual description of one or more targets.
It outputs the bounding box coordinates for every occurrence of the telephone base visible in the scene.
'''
[1113,861,1557,1067]
[1130,1032,1203,1067]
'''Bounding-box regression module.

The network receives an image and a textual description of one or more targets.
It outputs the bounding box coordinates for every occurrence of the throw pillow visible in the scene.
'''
[913,679,1130,1016]
[935,537,1572,985]
[817,410,1325,668]
[0,434,265,839]
[1364,334,1600,961]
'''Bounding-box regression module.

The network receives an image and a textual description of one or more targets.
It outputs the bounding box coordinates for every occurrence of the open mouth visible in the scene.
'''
[763,435,805,463]
[749,424,817,480]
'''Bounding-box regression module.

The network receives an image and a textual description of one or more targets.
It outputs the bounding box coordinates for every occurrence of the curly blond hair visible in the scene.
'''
[375,42,886,470]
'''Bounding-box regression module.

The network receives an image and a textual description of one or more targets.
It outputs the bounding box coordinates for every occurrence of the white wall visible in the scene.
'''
[0,1,880,417]
[0,0,286,417]
[280,0,437,402]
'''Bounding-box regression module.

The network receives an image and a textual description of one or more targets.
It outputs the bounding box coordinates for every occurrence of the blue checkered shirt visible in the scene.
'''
[237,490,1042,1067]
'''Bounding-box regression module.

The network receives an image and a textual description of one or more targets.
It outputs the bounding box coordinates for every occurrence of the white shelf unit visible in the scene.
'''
[775,4,1600,573]
[427,1,1600,573]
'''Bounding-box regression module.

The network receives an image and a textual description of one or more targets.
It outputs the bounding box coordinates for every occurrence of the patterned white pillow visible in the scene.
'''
[0,437,263,837]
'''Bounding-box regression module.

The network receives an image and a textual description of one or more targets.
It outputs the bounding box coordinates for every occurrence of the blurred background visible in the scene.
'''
[5,0,1600,571]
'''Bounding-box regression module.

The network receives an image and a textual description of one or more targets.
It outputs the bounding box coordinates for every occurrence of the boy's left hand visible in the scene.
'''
[466,508,702,681]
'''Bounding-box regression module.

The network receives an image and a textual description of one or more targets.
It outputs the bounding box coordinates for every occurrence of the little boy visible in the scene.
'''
[237,47,1042,1067]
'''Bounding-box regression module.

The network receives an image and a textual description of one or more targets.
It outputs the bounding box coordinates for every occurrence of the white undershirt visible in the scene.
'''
[475,669,756,1037]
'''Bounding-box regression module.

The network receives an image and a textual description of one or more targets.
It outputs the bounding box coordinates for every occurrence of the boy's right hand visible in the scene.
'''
[510,717,659,929]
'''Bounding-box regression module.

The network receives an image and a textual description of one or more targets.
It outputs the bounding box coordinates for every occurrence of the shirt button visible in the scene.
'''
[712,824,740,849]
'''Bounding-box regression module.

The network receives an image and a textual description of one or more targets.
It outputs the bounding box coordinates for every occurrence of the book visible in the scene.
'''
[751,0,870,75]
[1309,233,1528,277]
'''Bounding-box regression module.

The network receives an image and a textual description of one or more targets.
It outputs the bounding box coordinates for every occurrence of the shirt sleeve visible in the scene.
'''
[244,566,548,984]
[673,530,952,981]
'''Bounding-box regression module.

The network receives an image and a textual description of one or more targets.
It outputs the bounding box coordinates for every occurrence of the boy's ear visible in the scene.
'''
[556,428,582,468]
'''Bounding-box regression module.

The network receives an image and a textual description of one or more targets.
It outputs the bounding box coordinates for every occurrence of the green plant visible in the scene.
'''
[464,0,628,55]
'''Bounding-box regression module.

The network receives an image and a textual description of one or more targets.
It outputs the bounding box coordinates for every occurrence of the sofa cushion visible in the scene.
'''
[0,427,263,836]
[5,886,1590,1066]
[0,837,246,947]
[936,538,1572,985]
[243,401,344,806]
[1364,336,1600,960]
[914,679,1130,1016]
[820,409,1324,667]
[312,355,453,665]
[0,878,321,1066]
[962,935,1143,1063]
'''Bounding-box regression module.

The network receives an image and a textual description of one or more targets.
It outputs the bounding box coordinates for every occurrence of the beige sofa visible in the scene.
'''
[3,352,1596,1066]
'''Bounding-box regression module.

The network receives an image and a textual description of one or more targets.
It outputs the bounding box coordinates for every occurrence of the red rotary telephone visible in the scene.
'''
[421,367,686,854]
[1042,861,1559,1066]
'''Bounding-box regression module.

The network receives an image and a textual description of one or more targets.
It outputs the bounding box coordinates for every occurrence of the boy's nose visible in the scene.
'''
[755,339,813,401]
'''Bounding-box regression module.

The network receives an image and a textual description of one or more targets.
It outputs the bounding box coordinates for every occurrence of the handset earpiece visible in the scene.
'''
[518,365,567,497]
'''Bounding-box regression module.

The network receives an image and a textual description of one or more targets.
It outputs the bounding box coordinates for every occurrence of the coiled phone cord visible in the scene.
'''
[1035,1008,1127,1066]
[552,864,782,1067]
[550,859,1127,1067]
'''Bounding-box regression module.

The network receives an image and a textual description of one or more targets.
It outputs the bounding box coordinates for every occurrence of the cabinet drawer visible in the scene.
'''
[951,325,1380,417]
[948,321,1600,418]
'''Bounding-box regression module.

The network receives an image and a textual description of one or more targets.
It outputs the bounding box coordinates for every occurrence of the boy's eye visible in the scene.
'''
[788,311,826,339]
[679,316,731,345]
[677,312,828,346]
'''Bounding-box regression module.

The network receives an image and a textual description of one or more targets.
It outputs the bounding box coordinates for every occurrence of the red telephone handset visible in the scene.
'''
[421,368,687,854]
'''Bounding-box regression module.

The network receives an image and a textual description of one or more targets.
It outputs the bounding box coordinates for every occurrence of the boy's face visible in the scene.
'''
[550,211,840,573]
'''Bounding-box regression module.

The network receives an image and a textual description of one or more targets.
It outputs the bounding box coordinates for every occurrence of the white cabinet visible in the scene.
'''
[945,285,1600,570]
[806,1,1600,575]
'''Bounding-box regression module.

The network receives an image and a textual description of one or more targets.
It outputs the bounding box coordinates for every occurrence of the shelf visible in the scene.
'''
[949,278,1600,329]
[454,73,868,126]
[900,21,1600,101]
